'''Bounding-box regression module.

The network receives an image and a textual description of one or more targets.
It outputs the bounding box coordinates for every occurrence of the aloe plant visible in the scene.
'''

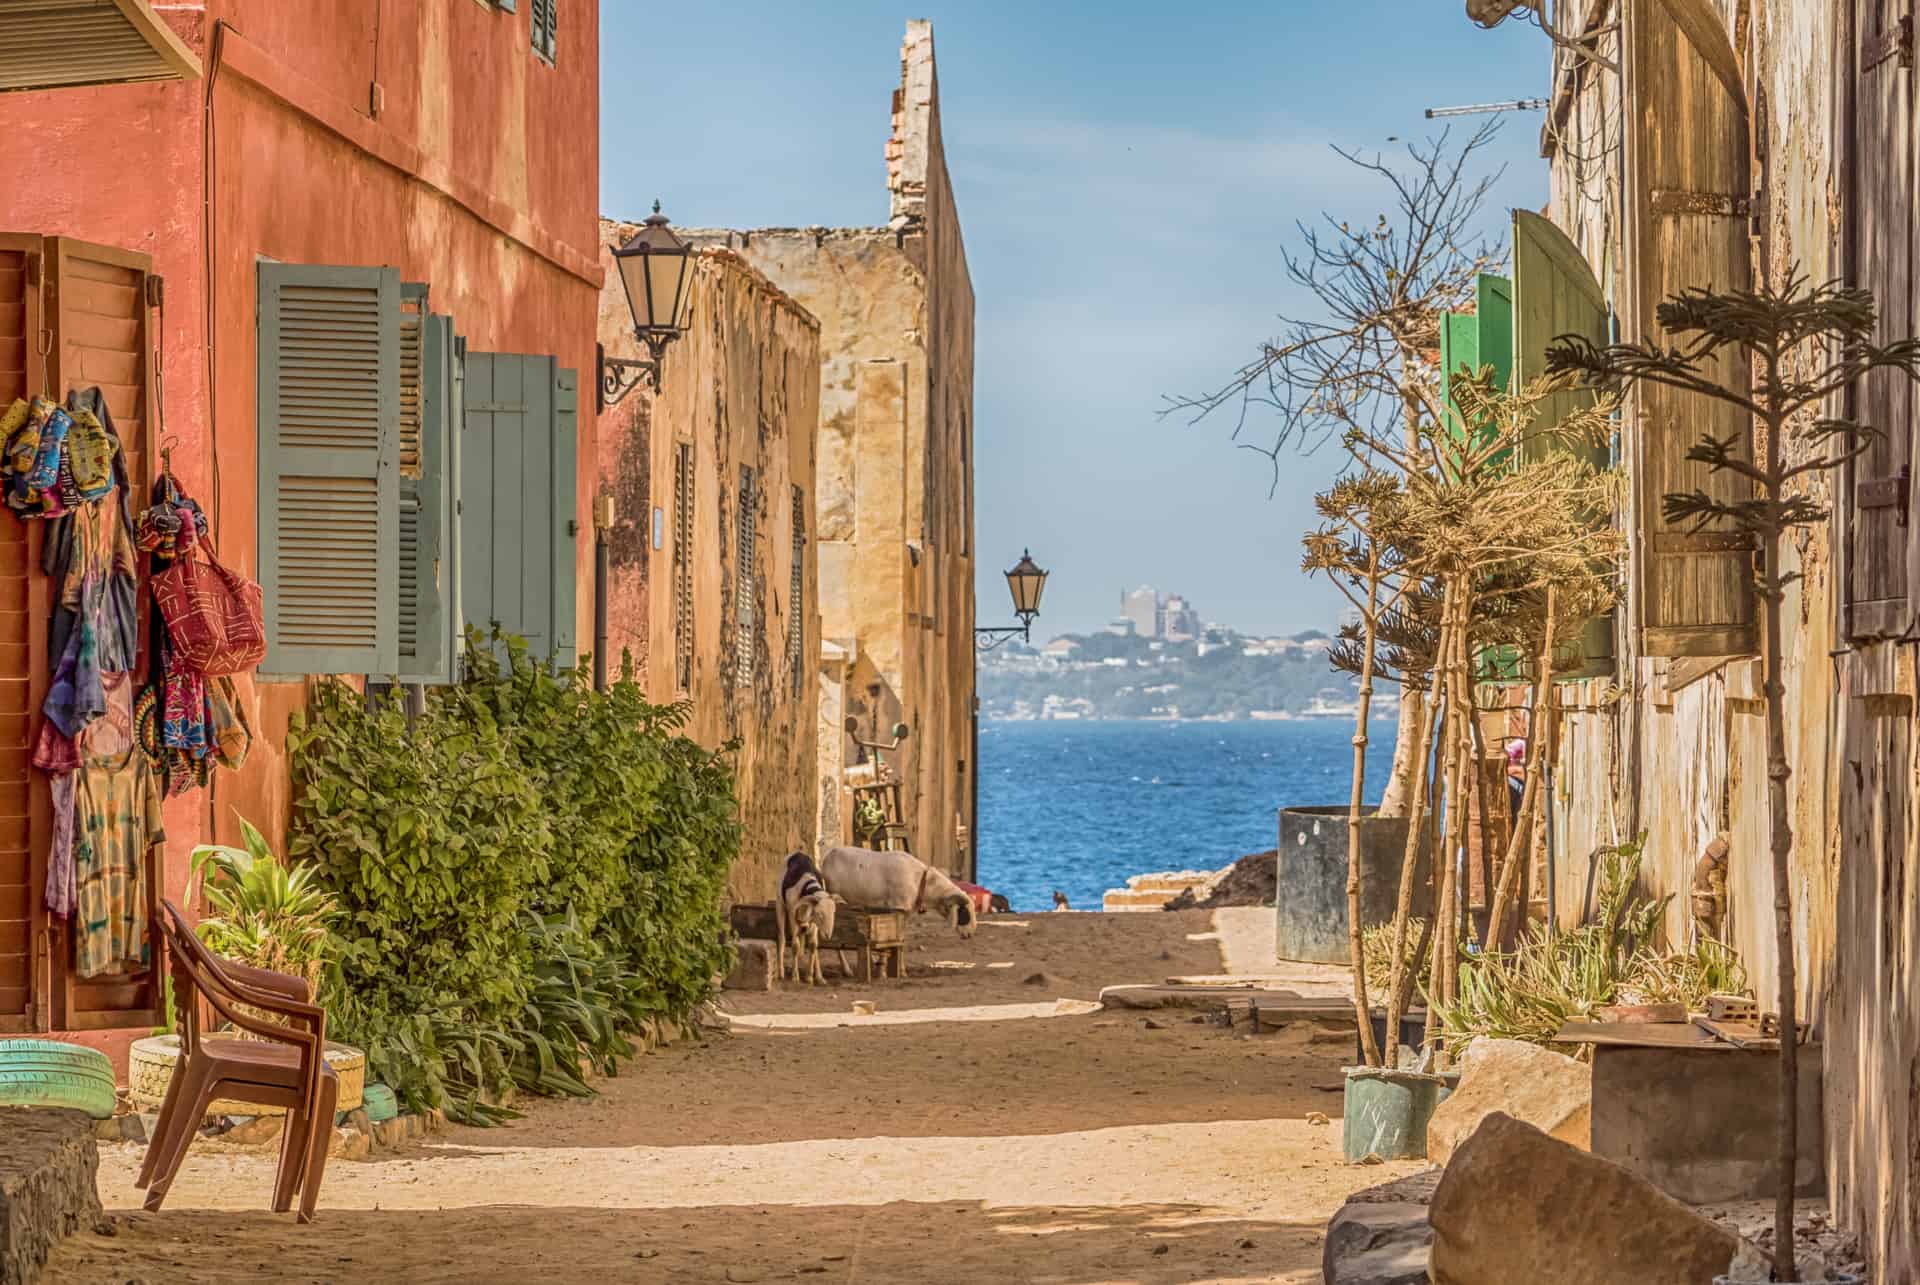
[189,814,340,994]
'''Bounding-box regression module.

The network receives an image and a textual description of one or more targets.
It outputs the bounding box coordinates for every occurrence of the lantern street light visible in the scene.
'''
[975,549,1048,652]
[598,200,695,411]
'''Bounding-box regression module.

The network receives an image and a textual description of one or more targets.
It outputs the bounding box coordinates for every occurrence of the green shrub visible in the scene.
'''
[285,636,741,1122]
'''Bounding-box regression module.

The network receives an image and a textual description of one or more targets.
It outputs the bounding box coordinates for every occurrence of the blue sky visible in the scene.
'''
[599,3,1548,638]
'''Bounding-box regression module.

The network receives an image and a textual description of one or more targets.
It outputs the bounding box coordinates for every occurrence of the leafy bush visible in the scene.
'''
[286,636,741,1121]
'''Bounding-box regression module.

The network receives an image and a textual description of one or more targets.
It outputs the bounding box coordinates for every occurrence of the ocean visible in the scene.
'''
[976,718,1396,913]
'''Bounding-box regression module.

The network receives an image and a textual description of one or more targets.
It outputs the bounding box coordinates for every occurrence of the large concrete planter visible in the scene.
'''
[1275,805,1431,965]
[1343,1065,1454,1162]
[128,1035,364,1118]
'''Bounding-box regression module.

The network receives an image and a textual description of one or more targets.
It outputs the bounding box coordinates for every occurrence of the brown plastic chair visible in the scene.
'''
[137,899,338,1222]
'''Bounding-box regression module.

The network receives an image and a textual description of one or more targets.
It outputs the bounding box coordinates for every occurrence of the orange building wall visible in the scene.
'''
[0,0,602,1071]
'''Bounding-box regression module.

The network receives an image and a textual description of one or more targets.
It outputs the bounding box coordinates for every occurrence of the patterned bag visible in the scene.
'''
[66,408,117,500]
[25,407,70,491]
[151,545,266,675]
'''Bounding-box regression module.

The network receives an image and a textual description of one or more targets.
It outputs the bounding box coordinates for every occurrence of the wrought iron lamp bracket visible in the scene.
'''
[596,333,678,412]
[974,622,1033,654]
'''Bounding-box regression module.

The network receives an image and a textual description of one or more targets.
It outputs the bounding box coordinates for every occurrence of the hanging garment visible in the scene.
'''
[45,773,76,919]
[209,676,253,771]
[71,678,159,978]
[31,715,79,775]
[43,594,103,739]
[54,497,139,674]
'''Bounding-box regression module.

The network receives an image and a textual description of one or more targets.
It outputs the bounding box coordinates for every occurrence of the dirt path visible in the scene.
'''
[47,910,1412,1284]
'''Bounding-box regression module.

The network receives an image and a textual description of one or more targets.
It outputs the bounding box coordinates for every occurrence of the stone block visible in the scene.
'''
[129,1115,154,1146]
[0,1107,103,1285]
[373,1119,409,1149]
[341,1108,372,1138]
[223,1115,285,1147]
[723,938,775,992]
[1427,1037,1590,1166]
[326,1127,371,1162]
[1429,1112,1745,1285]
[1590,1044,1823,1204]
[1322,1201,1431,1285]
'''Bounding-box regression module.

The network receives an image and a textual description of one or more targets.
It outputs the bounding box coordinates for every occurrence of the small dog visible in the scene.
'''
[1052,890,1071,911]
[779,851,837,985]
[989,893,1012,914]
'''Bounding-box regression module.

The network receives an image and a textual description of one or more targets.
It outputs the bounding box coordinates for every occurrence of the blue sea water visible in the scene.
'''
[977,718,1395,913]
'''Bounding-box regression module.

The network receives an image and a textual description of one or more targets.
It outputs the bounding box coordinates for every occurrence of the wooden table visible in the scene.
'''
[728,903,907,982]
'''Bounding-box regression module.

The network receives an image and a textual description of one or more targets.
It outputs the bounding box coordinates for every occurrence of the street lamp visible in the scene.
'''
[976,549,1048,652]
[599,200,695,411]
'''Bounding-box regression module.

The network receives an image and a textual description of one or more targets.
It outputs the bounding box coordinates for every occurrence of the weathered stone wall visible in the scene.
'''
[1535,2,1917,1275]
[596,230,823,902]
[684,20,978,879]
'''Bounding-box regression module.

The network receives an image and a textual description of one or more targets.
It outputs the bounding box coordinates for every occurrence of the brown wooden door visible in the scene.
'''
[44,237,159,1031]
[1846,0,1917,640]
[1625,0,1758,657]
[0,233,160,1033]
[0,233,46,1032]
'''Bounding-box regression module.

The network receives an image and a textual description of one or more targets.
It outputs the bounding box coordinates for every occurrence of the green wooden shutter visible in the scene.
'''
[530,0,556,60]
[397,311,458,684]
[1513,209,1615,680]
[257,262,399,675]
[1441,273,1515,472]
[460,352,577,667]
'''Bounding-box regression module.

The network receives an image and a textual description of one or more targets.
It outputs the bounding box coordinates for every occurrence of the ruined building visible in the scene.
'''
[689,21,978,879]
[1505,1,1920,1274]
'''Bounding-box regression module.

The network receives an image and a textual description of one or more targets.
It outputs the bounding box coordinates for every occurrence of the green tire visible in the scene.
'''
[0,1040,118,1119]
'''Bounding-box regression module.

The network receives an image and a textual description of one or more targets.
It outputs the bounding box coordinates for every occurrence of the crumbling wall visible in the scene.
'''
[597,228,823,901]
[680,21,979,879]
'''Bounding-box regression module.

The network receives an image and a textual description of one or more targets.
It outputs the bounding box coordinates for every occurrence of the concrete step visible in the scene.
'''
[1,1106,101,1284]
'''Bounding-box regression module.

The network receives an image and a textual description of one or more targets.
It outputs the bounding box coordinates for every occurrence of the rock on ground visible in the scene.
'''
[1428,1112,1746,1285]
[1426,1037,1590,1166]
[1,1107,102,1285]
[723,937,775,991]
[1322,1199,1431,1285]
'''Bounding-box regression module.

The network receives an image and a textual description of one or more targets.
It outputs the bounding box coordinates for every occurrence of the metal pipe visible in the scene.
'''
[593,531,610,692]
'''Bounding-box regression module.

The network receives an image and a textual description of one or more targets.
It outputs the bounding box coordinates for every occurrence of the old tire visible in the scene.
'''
[0,1040,118,1119]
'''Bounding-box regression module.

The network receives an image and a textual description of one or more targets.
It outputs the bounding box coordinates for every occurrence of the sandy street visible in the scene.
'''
[45,909,1415,1284]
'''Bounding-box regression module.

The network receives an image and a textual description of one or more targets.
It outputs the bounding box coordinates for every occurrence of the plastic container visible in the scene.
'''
[1341,1065,1454,1162]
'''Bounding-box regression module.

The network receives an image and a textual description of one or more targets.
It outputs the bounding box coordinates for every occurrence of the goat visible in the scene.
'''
[778,851,836,985]
[821,846,976,939]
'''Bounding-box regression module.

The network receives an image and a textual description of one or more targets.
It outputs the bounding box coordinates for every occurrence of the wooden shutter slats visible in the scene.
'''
[397,312,455,684]
[1627,0,1758,657]
[1846,0,1917,640]
[258,263,400,675]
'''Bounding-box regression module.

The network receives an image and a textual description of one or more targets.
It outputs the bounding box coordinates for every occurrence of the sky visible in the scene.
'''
[599,3,1549,639]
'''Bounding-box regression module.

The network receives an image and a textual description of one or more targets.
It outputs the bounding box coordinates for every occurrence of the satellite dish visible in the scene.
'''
[1465,0,1533,27]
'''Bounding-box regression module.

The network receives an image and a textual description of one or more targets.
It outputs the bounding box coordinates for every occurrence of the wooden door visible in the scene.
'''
[0,233,46,1032]
[1845,0,1917,640]
[44,237,159,1030]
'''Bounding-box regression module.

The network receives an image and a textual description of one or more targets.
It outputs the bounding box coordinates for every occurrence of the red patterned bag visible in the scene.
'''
[152,545,266,675]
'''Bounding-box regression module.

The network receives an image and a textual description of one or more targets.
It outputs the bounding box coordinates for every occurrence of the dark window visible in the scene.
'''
[674,442,695,692]
[736,466,757,685]
[789,486,805,692]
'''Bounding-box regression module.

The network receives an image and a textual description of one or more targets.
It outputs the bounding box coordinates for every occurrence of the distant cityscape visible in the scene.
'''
[979,585,1388,722]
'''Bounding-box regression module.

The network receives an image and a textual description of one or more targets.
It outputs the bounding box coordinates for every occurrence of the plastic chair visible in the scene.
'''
[136,899,338,1222]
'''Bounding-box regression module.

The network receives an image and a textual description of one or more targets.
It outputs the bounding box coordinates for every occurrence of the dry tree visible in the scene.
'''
[1168,123,1507,817]
[1547,275,1920,1281]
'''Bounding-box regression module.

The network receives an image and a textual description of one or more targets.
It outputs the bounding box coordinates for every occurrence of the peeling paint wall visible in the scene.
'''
[596,233,823,903]
[682,20,978,879]
[1536,1,1918,1275]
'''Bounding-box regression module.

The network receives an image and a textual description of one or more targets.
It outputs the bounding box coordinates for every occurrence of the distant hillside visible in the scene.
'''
[978,629,1393,721]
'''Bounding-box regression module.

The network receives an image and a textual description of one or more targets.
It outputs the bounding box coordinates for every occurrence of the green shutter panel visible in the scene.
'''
[257,262,399,675]
[1513,209,1615,680]
[397,311,458,684]
[460,352,577,667]
[1514,210,1609,470]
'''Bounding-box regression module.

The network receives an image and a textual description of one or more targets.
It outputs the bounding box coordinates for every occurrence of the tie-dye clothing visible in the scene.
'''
[71,680,161,977]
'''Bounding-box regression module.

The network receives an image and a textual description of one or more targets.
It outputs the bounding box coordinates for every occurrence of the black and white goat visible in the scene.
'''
[778,851,837,985]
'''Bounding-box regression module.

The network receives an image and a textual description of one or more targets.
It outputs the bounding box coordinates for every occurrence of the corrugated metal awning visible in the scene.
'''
[0,0,202,94]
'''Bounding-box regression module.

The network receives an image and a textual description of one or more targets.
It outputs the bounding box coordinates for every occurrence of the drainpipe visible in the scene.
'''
[593,493,614,691]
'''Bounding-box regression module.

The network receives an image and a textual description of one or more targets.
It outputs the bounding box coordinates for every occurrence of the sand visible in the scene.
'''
[47,908,1414,1284]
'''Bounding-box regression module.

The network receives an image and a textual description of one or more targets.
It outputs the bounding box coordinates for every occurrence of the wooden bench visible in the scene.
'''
[728,904,908,983]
